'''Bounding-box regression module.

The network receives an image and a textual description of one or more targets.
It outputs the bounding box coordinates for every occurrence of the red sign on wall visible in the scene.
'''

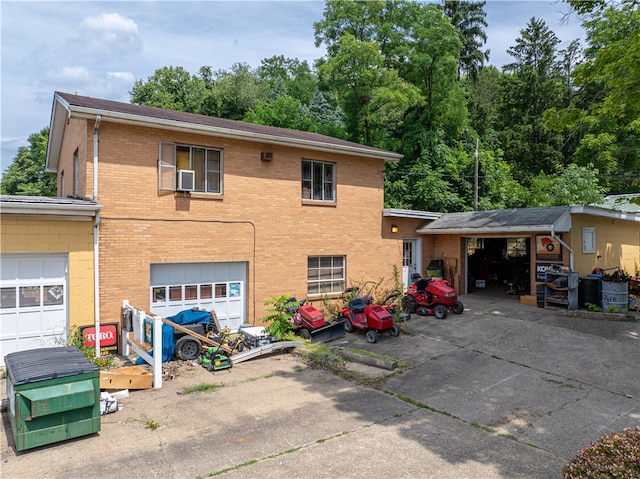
[80,323,119,355]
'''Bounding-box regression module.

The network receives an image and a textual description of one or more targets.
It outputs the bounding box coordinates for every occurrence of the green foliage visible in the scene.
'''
[260,295,297,340]
[585,302,603,312]
[130,66,206,113]
[67,326,116,369]
[1,127,56,196]
[562,426,640,478]
[182,383,222,394]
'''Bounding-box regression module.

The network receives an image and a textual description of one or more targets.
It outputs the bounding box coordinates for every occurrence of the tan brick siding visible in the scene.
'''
[61,120,402,324]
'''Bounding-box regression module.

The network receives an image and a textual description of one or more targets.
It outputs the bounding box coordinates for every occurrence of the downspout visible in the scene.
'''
[551,225,574,271]
[93,115,101,357]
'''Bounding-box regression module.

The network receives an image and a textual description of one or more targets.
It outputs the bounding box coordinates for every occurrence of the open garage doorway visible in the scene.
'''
[466,237,531,296]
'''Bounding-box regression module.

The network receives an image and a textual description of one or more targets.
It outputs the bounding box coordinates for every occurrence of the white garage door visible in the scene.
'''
[0,254,68,366]
[150,262,246,331]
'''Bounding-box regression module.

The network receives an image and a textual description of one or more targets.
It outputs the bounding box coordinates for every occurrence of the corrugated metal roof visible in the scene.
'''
[417,206,571,234]
[595,194,640,213]
[1,195,100,216]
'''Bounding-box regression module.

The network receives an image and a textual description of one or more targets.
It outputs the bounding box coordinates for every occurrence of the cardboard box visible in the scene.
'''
[100,366,153,390]
[475,280,486,288]
[520,295,537,306]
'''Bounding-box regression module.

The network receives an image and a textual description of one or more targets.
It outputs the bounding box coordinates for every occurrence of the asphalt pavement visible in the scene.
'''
[2,289,639,479]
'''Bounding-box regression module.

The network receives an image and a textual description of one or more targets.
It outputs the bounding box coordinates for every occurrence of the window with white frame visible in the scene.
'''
[307,256,345,295]
[159,142,222,193]
[302,159,335,201]
[582,227,596,253]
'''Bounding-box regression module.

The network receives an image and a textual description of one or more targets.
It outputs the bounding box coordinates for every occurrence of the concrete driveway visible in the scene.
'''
[2,294,639,478]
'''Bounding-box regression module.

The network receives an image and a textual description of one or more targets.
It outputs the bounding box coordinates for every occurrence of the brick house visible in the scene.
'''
[45,92,404,332]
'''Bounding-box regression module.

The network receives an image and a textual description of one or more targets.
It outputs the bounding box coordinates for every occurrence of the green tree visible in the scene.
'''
[548,1,640,192]
[497,18,565,183]
[443,0,490,81]
[129,66,206,112]
[1,128,56,196]
[199,63,269,120]
[527,164,605,206]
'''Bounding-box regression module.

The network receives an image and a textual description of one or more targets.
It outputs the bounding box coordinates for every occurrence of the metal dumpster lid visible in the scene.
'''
[4,347,98,385]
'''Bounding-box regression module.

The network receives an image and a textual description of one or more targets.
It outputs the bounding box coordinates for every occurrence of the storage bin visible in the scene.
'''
[4,347,100,451]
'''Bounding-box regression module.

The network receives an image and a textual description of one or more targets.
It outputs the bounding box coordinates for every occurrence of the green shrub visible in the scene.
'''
[260,295,296,340]
[562,426,640,478]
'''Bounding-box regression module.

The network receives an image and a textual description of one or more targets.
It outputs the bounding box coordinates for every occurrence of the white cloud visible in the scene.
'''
[107,71,136,83]
[47,66,92,82]
[68,12,143,59]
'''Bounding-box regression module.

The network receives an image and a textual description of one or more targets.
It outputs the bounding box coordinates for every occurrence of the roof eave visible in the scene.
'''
[416,225,568,235]
[52,97,403,163]
[46,94,72,173]
[1,201,101,217]
[571,205,640,222]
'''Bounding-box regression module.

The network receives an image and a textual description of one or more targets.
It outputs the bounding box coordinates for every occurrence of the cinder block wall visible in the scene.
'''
[61,119,402,324]
[0,216,95,329]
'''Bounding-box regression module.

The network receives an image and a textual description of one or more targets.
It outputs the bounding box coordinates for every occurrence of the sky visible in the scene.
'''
[0,0,586,176]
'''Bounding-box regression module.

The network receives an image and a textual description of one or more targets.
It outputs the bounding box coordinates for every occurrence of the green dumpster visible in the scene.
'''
[4,346,100,451]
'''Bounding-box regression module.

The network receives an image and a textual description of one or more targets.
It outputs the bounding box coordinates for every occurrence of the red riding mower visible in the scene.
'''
[335,286,401,343]
[401,275,464,319]
[284,298,346,343]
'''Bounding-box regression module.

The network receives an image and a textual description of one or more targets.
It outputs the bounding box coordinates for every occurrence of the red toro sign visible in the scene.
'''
[80,323,119,354]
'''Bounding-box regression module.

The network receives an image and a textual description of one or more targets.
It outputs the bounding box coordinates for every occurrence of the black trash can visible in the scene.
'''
[578,276,601,308]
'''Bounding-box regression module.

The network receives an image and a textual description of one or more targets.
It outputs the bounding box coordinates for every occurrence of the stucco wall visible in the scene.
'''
[0,215,95,329]
[570,213,640,276]
[60,120,403,324]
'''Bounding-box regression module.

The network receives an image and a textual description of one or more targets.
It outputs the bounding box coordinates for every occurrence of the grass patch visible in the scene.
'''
[144,420,160,431]
[182,383,223,394]
[336,346,408,369]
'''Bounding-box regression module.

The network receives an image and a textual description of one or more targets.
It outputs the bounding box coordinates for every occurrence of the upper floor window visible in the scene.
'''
[302,159,335,201]
[159,142,222,194]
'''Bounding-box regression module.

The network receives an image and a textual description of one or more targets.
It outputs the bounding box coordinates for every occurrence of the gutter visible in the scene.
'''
[551,225,574,270]
[93,115,101,356]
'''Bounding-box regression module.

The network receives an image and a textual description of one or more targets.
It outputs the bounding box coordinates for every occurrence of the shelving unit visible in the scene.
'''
[544,271,578,310]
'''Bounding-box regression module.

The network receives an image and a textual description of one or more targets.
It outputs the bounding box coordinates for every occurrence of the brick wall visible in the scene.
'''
[61,119,403,324]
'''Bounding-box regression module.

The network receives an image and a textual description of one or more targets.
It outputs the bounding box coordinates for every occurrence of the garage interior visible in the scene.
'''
[467,237,531,295]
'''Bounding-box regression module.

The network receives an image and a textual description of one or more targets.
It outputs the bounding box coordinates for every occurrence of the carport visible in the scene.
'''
[416,206,573,297]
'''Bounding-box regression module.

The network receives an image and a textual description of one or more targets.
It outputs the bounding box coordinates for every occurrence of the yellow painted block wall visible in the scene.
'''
[0,216,95,329]
[571,214,640,276]
[60,120,403,324]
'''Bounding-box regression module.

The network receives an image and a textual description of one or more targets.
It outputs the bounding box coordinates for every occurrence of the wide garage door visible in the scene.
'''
[0,254,68,366]
[150,262,246,330]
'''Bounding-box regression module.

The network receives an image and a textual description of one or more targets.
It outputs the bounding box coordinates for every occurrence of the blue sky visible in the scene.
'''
[0,1,585,176]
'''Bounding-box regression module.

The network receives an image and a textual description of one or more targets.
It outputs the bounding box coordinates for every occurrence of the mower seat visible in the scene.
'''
[349,297,367,313]
[415,278,432,293]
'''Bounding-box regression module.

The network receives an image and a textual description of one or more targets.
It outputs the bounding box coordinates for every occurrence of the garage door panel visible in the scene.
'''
[150,262,246,327]
[0,254,68,366]
[1,313,18,335]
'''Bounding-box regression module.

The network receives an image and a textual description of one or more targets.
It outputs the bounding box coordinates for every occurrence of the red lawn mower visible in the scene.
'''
[335,285,401,343]
[401,275,464,319]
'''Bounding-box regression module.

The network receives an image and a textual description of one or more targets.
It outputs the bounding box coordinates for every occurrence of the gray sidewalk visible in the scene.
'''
[2,295,639,478]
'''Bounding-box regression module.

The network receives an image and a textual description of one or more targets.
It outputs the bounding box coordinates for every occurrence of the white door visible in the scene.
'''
[150,262,246,330]
[402,239,420,289]
[0,254,68,366]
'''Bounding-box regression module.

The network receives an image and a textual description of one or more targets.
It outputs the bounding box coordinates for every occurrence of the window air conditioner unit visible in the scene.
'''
[177,170,195,191]
[261,151,273,161]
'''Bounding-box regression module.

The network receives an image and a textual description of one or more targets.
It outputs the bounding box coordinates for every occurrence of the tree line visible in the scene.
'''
[3,0,638,212]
